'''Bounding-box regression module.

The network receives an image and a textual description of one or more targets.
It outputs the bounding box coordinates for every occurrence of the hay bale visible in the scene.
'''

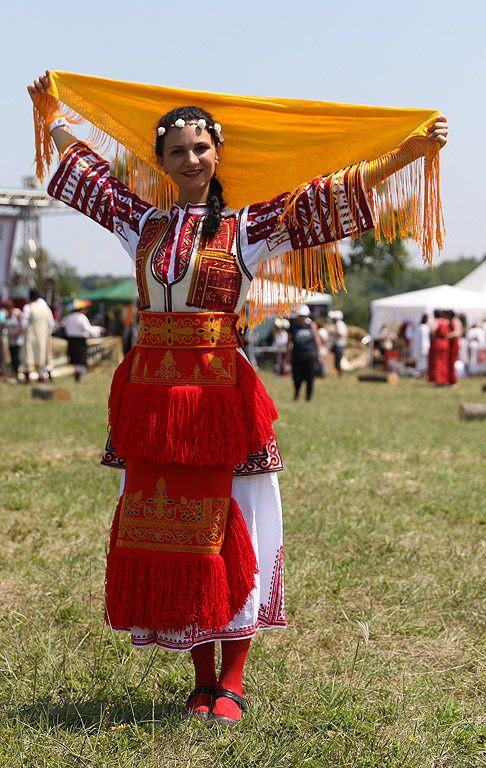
[459,403,486,420]
[343,326,370,371]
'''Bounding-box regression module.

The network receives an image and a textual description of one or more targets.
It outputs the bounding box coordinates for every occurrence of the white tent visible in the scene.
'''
[455,260,486,293]
[369,284,486,338]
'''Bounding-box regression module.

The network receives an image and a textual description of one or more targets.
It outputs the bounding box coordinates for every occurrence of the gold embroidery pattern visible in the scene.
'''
[129,347,237,386]
[190,364,203,382]
[117,474,228,554]
[154,350,182,381]
[137,312,236,349]
[207,353,234,381]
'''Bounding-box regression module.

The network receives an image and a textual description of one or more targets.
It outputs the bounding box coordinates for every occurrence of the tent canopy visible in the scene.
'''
[369,284,486,337]
[72,278,136,303]
[455,260,486,293]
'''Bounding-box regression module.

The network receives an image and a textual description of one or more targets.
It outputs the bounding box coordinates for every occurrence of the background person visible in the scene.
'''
[329,310,347,377]
[272,320,289,377]
[466,323,486,376]
[64,300,105,382]
[429,311,450,386]
[446,310,463,385]
[0,303,5,381]
[21,289,55,382]
[3,299,24,381]
[412,314,430,378]
[315,318,329,377]
[288,304,322,401]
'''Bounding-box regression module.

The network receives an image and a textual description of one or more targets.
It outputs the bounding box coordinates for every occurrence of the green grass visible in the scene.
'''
[1,366,486,766]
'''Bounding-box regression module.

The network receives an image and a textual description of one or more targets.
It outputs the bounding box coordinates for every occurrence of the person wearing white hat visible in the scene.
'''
[288,305,323,400]
[329,311,347,377]
[63,300,105,381]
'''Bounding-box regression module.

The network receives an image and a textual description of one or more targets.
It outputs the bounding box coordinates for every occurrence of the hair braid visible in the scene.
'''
[202,176,226,238]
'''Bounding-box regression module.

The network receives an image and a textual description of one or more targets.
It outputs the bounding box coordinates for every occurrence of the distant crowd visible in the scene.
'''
[378,310,486,385]
[0,276,108,383]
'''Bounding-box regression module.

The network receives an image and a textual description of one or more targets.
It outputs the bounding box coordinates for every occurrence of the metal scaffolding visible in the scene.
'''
[0,183,69,288]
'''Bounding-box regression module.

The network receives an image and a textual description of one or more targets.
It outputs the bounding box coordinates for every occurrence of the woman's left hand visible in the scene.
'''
[427,115,448,149]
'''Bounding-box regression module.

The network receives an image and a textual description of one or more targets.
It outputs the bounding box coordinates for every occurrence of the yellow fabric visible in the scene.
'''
[32,71,444,318]
[38,70,440,209]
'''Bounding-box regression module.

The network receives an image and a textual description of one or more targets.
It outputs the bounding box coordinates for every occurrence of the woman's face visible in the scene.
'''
[160,124,219,206]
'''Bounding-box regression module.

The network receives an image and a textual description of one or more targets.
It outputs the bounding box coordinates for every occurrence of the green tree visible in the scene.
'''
[415,255,484,288]
[345,229,410,287]
[14,247,80,298]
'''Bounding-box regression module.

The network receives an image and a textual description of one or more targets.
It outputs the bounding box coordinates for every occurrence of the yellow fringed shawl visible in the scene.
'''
[33,71,444,323]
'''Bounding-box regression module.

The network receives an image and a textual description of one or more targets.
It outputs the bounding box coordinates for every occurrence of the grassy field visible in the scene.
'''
[1,364,485,767]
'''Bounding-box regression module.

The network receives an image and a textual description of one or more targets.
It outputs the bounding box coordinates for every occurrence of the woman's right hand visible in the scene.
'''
[27,71,50,102]
[28,70,76,152]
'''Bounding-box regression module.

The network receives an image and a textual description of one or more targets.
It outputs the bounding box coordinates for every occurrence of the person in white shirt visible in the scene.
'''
[64,300,104,381]
[329,310,347,377]
[466,323,486,376]
[412,314,430,377]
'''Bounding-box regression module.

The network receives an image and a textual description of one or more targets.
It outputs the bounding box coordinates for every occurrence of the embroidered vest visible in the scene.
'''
[135,210,251,314]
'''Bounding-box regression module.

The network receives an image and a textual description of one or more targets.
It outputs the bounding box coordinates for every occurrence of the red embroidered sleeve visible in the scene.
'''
[243,165,375,270]
[47,142,154,257]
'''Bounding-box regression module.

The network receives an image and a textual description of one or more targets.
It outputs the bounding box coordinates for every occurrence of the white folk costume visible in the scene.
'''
[48,141,375,650]
[21,298,55,375]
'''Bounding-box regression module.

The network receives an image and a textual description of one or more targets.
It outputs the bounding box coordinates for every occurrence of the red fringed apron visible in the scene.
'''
[105,311,278,633]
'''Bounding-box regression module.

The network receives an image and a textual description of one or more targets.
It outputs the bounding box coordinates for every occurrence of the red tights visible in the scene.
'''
[187,638,251,720]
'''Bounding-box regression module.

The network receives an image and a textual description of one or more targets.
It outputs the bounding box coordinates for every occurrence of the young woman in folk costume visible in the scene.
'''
[28,72,447,727]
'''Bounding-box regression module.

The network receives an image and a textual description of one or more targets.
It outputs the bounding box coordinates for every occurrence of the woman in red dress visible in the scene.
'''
[430,311,450,386]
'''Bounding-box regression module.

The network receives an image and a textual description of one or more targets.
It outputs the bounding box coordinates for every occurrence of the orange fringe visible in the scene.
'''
[33,91,444,328]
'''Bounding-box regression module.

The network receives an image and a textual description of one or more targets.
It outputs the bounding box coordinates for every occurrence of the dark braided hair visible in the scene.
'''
[154,106,225,239]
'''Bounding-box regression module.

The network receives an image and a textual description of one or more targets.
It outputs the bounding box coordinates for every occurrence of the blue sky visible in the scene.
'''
[4,0,485,276]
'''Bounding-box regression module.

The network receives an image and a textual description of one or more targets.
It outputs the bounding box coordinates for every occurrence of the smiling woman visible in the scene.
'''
[27,70,447,730]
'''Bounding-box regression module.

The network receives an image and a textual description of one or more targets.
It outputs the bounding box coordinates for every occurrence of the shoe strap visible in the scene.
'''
[212,688,246,711]
[185,685,216,708]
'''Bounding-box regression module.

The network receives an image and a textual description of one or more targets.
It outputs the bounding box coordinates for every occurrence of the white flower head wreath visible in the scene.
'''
[156,119,224,143]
